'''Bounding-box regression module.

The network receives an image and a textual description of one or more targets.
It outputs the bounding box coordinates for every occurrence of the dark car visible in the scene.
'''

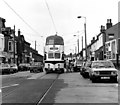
[30,62,43,73]
[18,63,30,71]
[80,61,91,78]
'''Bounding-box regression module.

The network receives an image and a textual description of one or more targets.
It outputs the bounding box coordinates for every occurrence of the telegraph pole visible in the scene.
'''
[35,40,36,50]
[13,25,15,63]
[82,36,83,61]
[77,38,79,54]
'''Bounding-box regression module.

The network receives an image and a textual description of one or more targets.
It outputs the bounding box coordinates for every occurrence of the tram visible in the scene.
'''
[44,35,65,73]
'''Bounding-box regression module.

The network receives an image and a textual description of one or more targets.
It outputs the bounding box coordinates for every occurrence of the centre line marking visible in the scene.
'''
[1,84,19,89]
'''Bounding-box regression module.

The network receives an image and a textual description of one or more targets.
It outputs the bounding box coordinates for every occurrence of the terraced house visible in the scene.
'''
[88,19,120,68]
[0,17,43,64]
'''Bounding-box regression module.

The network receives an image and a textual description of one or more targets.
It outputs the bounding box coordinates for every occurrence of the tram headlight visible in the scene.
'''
[58,64,60,68]
[48,64,50,68]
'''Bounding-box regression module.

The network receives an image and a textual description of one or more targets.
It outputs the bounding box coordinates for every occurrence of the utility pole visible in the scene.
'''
[77,38,79,55]
[84,21,87,61]
[82,36,83,61]
[13,25,15,63]
[77,16,87,61]
[35,40,36,50]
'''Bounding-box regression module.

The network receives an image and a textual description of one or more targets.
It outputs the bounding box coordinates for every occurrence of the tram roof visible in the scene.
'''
[46,35,64,45]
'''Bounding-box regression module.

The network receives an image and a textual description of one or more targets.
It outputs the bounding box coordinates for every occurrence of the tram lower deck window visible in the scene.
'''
[48,53,54,58]
[55,53,60,59]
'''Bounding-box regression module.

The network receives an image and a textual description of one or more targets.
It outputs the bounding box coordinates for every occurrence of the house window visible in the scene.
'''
[0,37,4,51]
[108,33,114,39]
[111,40,116,59]
[8,41,13,52]
[118,38,120,55]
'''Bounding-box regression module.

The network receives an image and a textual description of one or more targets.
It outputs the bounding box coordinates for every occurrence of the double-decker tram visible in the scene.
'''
[44,35,65,74]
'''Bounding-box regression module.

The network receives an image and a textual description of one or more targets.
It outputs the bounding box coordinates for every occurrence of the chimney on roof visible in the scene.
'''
[18,29,21,37]
[100,25,105,33]
[91,37,95,43]
[106,19,112,29]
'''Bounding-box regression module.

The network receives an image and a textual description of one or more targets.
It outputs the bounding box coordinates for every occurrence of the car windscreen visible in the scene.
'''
[92,61,114,68]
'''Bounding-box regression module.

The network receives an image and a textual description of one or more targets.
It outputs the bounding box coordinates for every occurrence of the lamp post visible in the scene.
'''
[73,34,79,55]
[77,16,87,61]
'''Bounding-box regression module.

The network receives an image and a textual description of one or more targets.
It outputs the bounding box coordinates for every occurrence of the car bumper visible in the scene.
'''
[92,75,117,80]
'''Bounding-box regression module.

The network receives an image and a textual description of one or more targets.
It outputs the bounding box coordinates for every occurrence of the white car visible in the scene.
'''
[10,63,18,73]
[89,60,118,83]
[0,63,11,74]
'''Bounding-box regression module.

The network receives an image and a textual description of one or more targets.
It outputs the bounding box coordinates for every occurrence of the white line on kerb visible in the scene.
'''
[1,84,19,89]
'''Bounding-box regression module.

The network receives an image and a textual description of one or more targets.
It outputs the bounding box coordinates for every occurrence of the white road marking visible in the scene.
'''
[0,89,1,92]
[1,84,19,89]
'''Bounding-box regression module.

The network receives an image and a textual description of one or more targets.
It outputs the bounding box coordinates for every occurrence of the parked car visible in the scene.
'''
[10,63,18,73]
[80,61,91,78]
[0,63,11,74]
[30,62,43,73]
[89,60,118,83]
[18,63,30,71]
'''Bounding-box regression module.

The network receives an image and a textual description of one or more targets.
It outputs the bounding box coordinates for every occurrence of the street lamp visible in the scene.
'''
[77,16,87,61]
[73,34,79,55]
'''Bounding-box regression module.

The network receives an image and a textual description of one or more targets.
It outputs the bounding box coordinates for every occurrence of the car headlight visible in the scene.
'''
[93,71,99,75]
[111,71,118,75]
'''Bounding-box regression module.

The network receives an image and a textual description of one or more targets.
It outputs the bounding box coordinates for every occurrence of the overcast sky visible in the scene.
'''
[0,0,119,55]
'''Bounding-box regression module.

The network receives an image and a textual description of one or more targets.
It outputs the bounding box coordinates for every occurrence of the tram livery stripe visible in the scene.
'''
[44,60,64,64]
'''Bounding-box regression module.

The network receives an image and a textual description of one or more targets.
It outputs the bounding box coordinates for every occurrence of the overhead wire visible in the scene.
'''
[2,0,41,37]
[44,0,57,34]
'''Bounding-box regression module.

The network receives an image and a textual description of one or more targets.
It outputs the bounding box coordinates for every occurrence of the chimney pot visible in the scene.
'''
[106,19,112,29]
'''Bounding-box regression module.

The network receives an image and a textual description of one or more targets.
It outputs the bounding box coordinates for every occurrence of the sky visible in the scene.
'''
[0,0,119,55]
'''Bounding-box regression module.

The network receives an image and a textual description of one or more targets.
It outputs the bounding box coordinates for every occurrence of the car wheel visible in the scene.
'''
[91,76,96,83]
[91,79,96,83]
[113,78,118,83]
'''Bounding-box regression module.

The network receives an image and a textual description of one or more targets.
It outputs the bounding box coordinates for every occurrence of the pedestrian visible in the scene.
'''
[65,59,69,73]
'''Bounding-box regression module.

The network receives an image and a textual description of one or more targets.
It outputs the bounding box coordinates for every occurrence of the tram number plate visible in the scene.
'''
[101,77,110,79]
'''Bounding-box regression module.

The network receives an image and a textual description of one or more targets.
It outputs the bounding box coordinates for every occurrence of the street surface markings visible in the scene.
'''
[1,84,19,89]
[27,72,46,79]
[74,83,118,88]
[0,89,1,92]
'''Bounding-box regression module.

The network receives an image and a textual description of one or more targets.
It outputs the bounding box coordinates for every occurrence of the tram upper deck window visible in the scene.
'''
[46,36,64,45]
[48,53,54,58]
[46,39,54,45]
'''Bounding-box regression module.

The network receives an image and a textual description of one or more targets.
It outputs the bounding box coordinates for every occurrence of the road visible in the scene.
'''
[1,70,119,105]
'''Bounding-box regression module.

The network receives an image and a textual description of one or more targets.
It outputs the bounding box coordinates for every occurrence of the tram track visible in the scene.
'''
[36,74,60,104]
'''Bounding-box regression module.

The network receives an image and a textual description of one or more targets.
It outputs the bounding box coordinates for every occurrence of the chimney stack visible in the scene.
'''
[18,29,20,37]
[100,25,105,33]
[91,37,95,43]
[106,19,112,29]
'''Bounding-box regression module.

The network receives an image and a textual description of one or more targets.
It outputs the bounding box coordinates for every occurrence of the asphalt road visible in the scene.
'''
[1,70,119,104]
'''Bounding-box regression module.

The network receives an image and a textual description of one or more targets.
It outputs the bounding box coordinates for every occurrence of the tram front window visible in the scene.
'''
[48,53,54,58]
[55,53,60,59]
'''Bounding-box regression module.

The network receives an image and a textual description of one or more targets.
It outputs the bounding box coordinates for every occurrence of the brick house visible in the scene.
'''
[105,19,120,67]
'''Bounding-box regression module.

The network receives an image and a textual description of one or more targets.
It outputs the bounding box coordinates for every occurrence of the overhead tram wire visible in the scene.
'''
[2,0,41,37]
[44,0,58,35]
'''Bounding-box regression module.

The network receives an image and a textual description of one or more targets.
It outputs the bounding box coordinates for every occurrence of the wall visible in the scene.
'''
[0,34,4,52]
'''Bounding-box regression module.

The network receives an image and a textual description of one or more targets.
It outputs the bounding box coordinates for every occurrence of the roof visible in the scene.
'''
[46,35,64,45]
